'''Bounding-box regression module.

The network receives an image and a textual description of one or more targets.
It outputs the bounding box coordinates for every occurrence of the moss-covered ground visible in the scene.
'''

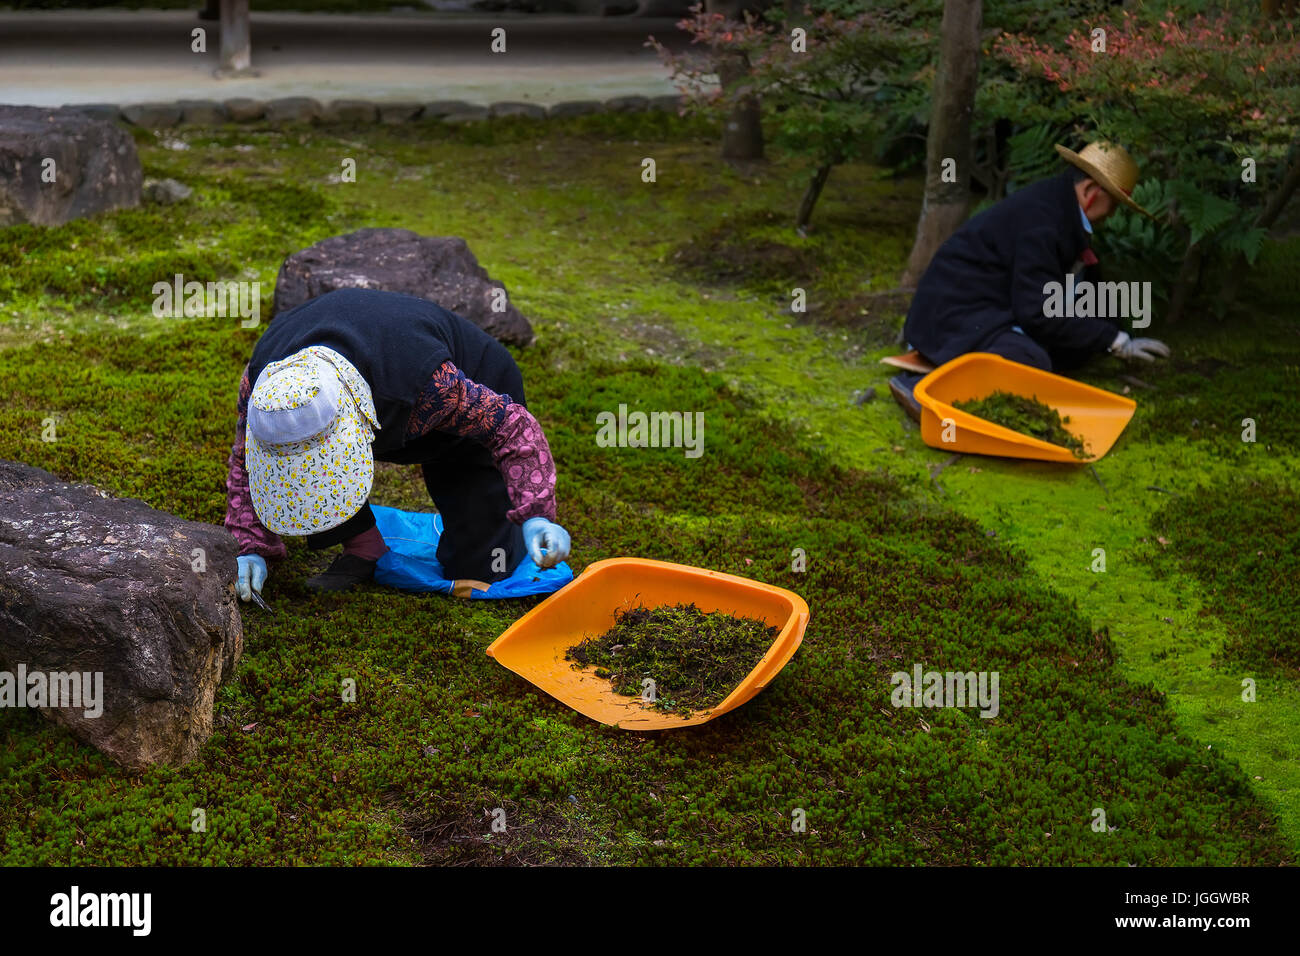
[0,113,1295,864]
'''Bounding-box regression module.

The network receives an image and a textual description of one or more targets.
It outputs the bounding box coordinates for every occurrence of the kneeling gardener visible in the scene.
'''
[226,287,571,601]
[890,141,1172,419]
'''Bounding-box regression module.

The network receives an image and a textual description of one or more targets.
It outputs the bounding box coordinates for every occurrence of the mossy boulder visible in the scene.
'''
[0,105,142,227]
[0,459,242,770]
[271,227,536,346]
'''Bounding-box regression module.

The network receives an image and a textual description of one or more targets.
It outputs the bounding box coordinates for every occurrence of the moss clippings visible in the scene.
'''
[953,391,1089,459]
[566,603,778,716]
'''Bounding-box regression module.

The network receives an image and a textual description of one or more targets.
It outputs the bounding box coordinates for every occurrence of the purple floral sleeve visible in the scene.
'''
[406,361,557,524]
[225,363,288,559]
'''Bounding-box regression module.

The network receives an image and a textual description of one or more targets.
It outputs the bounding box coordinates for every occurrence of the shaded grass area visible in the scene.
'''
[0,318,1289,865]
[1148,477,1300,678]
[0,113,1294,864]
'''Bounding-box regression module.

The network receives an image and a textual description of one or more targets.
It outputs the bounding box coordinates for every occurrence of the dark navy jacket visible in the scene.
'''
[903,172,1118,365]
[247,288,519,464]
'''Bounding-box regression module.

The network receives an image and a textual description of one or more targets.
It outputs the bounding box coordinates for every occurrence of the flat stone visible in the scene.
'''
[490,101,546,120]
[547,100,603,118]
[63,103,121,122]
[377,101,423,124]
[0,105,142,227]
[121,102,183,128]
[604,95,650,113]
[272,227,535,346]
[0,459,243,771]
[422,100,480,119]
[441,111,489,125]
[177,99,228,124]
[649,93,685,111]
[223,98,266,122]
[322,99,378,124]
[143,177,192,204]
[264,97,322,124]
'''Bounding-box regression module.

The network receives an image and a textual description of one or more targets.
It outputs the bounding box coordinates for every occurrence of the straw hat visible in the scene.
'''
[245,345,381,536]
[1055,140,1153,218]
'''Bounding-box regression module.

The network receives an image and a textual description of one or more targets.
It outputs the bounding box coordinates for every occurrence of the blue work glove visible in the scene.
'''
[521,517,571,570]
[236,554,268,602]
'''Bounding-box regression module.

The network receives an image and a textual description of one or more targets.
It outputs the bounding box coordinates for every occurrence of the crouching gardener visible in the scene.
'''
[225,287,571,600]
[889,141,1172,419]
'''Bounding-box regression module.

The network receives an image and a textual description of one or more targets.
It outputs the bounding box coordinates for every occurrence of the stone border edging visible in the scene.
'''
[61,94,685,128]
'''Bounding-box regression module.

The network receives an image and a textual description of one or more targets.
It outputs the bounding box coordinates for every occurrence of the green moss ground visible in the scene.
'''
[0,114,1294,864]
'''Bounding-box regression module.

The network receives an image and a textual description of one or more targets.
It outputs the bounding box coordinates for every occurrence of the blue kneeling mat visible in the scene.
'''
[370,504,573,599]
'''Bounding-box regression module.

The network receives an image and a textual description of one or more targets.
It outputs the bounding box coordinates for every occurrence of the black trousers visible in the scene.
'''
[922,327,1100,374]
[306,364,528,584]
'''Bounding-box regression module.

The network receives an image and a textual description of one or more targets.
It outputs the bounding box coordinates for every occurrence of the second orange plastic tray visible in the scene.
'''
[913,352,1136,462]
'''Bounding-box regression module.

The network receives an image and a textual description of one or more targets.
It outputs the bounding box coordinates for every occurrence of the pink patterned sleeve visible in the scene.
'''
[225,363,288,559]
[406,361,557,524]
[491,406,557,524]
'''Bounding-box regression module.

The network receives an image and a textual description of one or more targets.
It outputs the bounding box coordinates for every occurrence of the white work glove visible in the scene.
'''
[521,517,571,570]
[1109,331,1171,363]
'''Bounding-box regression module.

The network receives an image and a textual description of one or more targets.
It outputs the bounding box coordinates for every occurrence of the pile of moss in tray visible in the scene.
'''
[953,390,1089,459]
[566,603,778,716]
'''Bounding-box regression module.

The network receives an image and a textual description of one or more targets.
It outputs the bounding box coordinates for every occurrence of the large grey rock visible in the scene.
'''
[121,102,183,128]
[0,105,142,227]
[272,227,535,346]
[0,460,243,770]
[264,97,322,124]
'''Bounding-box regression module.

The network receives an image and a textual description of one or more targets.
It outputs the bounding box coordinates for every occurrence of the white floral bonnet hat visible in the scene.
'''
[245,345,381,536]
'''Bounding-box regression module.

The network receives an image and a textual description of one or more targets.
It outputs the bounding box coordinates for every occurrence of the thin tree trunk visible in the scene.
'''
[796,165,833,232]
[899,0,983,289]
[708,0,765,161]
[1212,148,1300,310]
[1165,241,1204,324]
[1255,151,1300,231]
[718,52,765,161]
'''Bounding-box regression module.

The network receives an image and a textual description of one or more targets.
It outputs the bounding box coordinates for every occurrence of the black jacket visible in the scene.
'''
[903,172,1118,365]
[247,288,519,464]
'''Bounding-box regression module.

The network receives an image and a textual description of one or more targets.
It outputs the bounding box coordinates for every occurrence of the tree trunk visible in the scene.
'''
[218,0,252,75]
[1211,146,1300,310]
[1255,149,1300,232]
[717,52,765,161]
[1165,241,1204,324]
[899,0,983,289]
[796,165,833,233]
[708,0,765,162]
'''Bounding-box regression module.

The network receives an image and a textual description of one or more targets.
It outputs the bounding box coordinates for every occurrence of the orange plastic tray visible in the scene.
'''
[913,352,1136,463]
[486,557,809,730]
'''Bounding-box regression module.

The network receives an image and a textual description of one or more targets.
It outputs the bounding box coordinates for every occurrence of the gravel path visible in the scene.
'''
[0,10,699,108]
